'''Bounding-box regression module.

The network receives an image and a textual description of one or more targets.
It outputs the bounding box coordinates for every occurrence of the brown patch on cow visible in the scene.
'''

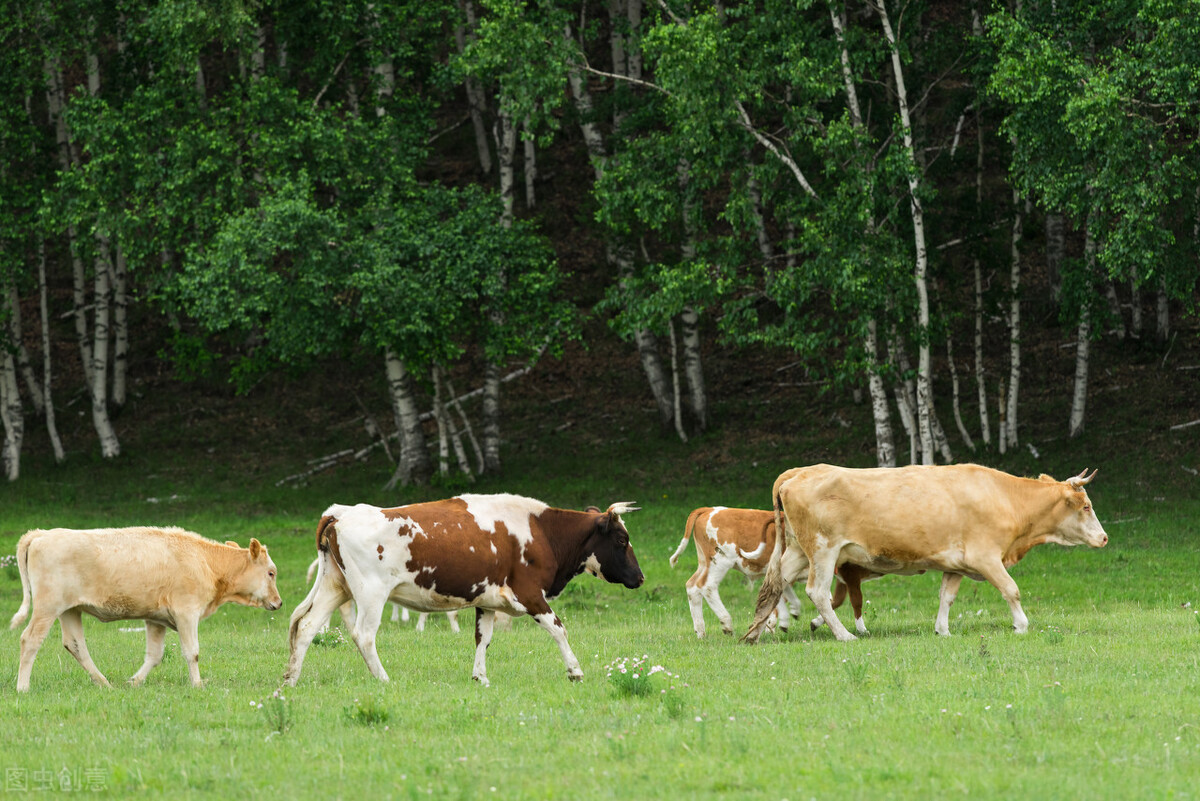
[315,516,346,572]
[103,594,140,618]
[377,544,385,561]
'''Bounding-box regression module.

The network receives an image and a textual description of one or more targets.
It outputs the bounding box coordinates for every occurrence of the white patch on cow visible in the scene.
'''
[459,494,547,549]
[582,554,602,577]
[739,542,767,561]
[490,543,497,555]
[469,546,475,553]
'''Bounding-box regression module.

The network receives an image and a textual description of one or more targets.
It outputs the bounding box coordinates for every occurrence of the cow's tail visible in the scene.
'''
[289,515,338,652]
[306,557,319,585]
[741,490,787,644]
[8,533,33,631]
[670,508,705,568]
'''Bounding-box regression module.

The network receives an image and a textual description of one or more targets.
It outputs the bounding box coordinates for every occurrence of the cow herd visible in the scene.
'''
[6,463,1108,691]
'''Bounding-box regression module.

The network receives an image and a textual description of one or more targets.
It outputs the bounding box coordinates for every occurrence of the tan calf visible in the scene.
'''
[10,527,282,691]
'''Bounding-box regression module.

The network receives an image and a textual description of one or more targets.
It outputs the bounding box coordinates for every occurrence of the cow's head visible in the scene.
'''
[581,502,644,589]
[244,538,284,610]
[1050,469,1108,549]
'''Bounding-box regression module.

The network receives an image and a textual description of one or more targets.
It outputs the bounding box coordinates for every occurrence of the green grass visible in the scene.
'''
[1,399,1199,798]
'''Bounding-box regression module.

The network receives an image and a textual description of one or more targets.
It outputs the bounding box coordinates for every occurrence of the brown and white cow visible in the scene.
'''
[305,557,461,632]
[743,464,1108,643]
[9,527,282,691]
[670,506,875,637]
[284,494,643,687]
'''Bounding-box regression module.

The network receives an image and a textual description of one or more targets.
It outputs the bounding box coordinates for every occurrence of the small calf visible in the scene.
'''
[671,506,873,637]
[10,527,281,691]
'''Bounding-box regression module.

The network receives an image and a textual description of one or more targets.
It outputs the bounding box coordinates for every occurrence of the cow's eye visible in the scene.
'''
[1082,506,1091,513]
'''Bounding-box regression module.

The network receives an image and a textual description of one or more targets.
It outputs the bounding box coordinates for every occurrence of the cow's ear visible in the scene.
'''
[597,514,612,534]
[249,538,264,559]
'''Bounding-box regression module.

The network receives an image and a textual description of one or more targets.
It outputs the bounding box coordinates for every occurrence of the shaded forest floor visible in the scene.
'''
[12,309,1200,516]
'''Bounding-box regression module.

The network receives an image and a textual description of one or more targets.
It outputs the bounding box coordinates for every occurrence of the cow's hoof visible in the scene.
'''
[472,674,490,687]
[835,632,858,642]
[567,671,584,683]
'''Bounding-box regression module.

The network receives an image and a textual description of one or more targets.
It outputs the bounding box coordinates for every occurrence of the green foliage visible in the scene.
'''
[988,1,1199,305]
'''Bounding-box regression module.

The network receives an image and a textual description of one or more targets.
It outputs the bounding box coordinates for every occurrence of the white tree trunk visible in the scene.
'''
[383,350,431,488]
[1006,190,1025,449]
[973,259,991,447]
[997,377,1008,454]
[0,348,22,481]
[1045,211,1065,304]
[667,318,688,443]
[832,6,895,465]
[443,372,485,475]
[894,384,918,466]
[1105,282,1126,340]
[112,241,128,407]
[1156,275,1170,342]
[1129,270,1142,338]
[36,238,65,463]
[523,117,536,209]
[480,109,519,473]
[971,93,991,448]
[878,1,934,464]
[89,249,120,458]
[1069,225,1096,438]
[676,159,707,432]
[433,367,450,476]
[566,22,674,429]
[455,0,493,175]
[946,334,975,451]
[6,285,43,417]
[866,319,896,467]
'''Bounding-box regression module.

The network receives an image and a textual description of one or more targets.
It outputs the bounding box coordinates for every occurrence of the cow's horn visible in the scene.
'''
[607,501,640,515]
[1067,468,1098,489]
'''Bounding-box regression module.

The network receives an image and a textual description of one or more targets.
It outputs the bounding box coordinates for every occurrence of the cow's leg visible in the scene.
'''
[699,560,737,635]
[840,566,869,635]
[976,561,1029,633]
[130,621,168,685]
[472,608,496,686]
[348,592,390,682]
[685,569,707,638]
[176,616,204,687]
[811,579,848,631]
[284,575,351,686]
[935,572,964,636]
[530,605,583,682]
[391,604,403,624]
[781,582,803,618]
[58,609,111,688]
[447,611,461,633]
[16,610,58,692]
[339,600,357,630]
[807,549,856,642]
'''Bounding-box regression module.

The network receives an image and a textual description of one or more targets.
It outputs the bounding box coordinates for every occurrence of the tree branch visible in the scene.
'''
[734,102,819,199]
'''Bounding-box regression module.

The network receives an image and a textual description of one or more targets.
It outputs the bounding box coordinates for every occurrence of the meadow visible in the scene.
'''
[1,370,1199,800]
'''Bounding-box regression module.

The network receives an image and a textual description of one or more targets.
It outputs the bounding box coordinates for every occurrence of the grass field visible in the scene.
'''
[2,381,1199,799]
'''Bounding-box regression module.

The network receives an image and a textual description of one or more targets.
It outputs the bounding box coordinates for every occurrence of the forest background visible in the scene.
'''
[1,0,1198,488]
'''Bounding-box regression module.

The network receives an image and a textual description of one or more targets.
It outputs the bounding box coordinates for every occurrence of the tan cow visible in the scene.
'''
[743,464,1108,643]
[670,506,875,637]
[10,527,282,691]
